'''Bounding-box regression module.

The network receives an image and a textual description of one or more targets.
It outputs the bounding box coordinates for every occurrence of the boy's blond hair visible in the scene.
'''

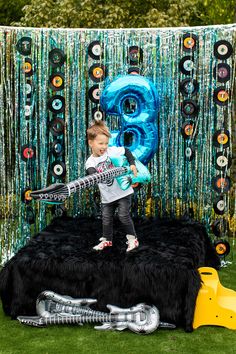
[87,120,111,141]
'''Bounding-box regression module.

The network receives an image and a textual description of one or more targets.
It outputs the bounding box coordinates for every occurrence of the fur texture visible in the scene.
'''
[0,216,220,332]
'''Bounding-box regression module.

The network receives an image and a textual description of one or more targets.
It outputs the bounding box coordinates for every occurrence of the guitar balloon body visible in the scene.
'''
[30,156,151,204]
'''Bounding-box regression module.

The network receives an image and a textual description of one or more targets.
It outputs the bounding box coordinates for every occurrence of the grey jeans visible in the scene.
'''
[102,194,137,241]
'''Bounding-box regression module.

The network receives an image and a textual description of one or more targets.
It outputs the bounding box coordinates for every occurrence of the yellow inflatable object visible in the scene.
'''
[193,267,236,330]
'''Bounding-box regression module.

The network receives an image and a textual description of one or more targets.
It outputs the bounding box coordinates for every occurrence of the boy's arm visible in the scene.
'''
[124,148,135,165]
[124,148,137,176]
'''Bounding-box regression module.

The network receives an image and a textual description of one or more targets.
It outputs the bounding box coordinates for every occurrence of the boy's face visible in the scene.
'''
[89,134,109,157]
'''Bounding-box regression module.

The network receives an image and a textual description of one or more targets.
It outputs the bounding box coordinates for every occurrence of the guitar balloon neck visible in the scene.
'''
[67,167,127,194]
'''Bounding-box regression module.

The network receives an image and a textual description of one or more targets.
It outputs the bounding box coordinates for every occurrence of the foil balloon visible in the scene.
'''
[100,75,159,164]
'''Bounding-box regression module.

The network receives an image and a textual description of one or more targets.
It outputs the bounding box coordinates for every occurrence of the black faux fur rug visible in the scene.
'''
[0,216,220,332]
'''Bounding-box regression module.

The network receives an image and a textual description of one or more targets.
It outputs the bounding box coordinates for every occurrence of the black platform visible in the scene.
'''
[0,216,220,332]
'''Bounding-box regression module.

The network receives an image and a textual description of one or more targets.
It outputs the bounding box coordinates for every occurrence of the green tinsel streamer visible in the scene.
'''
[0,24,235,264]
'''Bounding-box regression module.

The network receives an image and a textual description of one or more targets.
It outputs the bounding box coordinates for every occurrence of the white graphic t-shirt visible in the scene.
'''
[85,146,134,204]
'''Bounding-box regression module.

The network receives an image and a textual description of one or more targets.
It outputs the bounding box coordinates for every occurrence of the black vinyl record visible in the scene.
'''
[185,146,195,161]
[49,48,66,67]
[214,151,232,171]
[48,95,65,113]
[51,139,64,157]
[179,56,194,75]
[212,175,231,193]
[180,78,199,96]
[25,205,35,224]
[127,46,143,65]
[212,129,230,148]
[92,107,104,121]
[88,85,101,103]
[21,144,36,162]
[214,239,230,256]
[183,33,198,52]
[181,99,199,118]
[49,73,64,91]
[213,196,226,215]
[213,86,230,106]
[128,66,140,75]
[214,40,233,59]
[21,187,33,204]
[50,161,66,179]
[23,58,33,76]
[181,121,195,139]
[24,104,33,119]
[213,63,230,83]
[49,117,65,136]
[89,64,107,82]
[52,204,67,217]
[16,37,32,56]
[212,219,228,237]
[26,80,32,98]
[88,41,103,60]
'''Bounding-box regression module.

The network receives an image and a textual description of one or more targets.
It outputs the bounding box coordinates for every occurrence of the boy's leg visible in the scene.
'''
[117,195,139,252]
[117,195,136,236]
[93,202,114,251]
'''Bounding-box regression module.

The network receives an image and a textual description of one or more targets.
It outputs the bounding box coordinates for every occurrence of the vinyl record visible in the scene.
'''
[214,40,233,59]
[185,146,195,161]
[214,152,232,171]
[88,41,103,60]
[213,196,226,215]
[26,80,32,97]
[213,87,230,106]
[212,219,228,237]
[49,48,66,67]
[212,175,231,193]
[25,206,35,224]
[48,95,65,113]
[51,139,64,157]
[21,188,33,204]
[128,67,140,75]
[181,99,199,118]
[50,161,66,179]
[89,64,107,82]
[49,73,64,91]
[21,144,36,162]
[183,33,198,52]
[212,129,230,148]
[52,204,67,217]
[180,78,199,96]
[16,37,32,56]
[24,104,33,118]
[179,56,194,75]
[213,63,230,83]
[92,107,104,121]
[181,121,195,139]
[49,117,65,136]
[88,85,101,103]
[214,239,230,256]
[127,46,143,65]
[23,58,33,76]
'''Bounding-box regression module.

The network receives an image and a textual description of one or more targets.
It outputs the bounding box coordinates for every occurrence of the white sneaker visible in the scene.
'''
[126,235,139,252]
[93,237,112,251]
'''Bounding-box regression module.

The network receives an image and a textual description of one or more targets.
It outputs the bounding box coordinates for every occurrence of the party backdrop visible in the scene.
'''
[0,24,235,264]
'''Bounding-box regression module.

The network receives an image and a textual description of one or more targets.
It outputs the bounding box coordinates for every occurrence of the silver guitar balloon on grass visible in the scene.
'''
[30,156,151,204]
[17,291,176,334]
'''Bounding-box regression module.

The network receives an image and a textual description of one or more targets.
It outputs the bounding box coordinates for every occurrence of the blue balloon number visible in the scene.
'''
[100,75,159,164]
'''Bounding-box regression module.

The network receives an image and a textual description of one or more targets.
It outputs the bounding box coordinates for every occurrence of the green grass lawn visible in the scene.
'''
[1,245,236,354]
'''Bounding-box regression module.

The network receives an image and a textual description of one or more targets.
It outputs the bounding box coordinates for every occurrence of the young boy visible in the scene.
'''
[85,120,139,252]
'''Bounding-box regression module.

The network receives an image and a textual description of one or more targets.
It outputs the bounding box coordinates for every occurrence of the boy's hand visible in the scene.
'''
[130,164,137,177]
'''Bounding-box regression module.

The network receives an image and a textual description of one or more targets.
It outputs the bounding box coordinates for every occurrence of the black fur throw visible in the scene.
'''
[0,216,220,332]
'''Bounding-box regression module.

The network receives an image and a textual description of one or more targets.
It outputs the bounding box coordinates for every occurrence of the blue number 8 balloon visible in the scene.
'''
[100,75,159,165]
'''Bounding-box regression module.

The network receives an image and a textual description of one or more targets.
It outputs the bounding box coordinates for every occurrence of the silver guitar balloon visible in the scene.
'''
[17,291,176,334]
